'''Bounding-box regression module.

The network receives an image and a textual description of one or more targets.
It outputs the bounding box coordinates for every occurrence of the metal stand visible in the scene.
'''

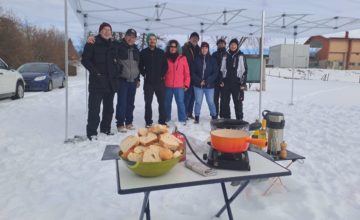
[139,192,151,220]
[263,161,294,195]
[216,180,250,219]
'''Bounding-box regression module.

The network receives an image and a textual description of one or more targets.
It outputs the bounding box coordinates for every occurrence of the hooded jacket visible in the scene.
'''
[164,55,190,89]
[191,54,219,88]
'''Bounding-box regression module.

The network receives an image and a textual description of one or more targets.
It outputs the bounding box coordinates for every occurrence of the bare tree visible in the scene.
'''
[0,10,79,74]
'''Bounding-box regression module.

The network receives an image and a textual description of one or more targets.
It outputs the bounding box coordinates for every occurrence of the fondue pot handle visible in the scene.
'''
[246,137,268,148]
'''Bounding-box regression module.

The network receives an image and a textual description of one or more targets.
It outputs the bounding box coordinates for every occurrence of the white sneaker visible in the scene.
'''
[117,126,127,133]
[126,124,136,130]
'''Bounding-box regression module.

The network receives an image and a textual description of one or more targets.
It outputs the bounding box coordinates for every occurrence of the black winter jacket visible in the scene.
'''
[139,47,168,86]
[212,48,227,84]
[191,54,219,88]
[81,35,119,93]
[181,42,200,70]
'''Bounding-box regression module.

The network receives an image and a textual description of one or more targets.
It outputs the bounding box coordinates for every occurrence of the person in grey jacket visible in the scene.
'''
[115,28,140,132]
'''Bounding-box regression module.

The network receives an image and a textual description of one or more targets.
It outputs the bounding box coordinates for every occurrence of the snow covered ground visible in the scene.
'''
[0,67,359,220]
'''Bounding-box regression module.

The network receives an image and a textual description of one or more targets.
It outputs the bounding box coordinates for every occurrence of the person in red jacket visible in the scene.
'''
[164,40,190,125]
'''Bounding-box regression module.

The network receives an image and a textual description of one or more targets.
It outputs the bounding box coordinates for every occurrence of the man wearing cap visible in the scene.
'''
[81,22,119,140]
[212,38,227,119]
[181,32,200,120]
[191,42,218,124]
[219,38,248,120]
[139,33,168,127]
[115,28,141,132]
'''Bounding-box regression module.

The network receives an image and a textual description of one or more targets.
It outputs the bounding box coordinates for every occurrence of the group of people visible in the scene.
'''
[81,22,248,140]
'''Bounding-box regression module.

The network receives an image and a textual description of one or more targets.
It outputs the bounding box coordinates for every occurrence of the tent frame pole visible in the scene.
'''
[83,14,88,112]
[64,0,69,142]
[290,26,297,105]
[259,10,265,119]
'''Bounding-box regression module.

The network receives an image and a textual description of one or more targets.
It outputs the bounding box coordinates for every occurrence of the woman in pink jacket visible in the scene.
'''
[164,40,190,124]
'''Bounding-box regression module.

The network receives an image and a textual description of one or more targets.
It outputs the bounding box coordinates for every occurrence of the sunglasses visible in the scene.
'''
[170,45,177,48]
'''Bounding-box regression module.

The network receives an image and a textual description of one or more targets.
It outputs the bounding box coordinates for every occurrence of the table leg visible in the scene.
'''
[145,196,150,220]
[216,180,249,218]
[139,191,150,220]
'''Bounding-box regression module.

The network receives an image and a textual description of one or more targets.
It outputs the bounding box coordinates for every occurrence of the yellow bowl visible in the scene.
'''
[120,152,181,177]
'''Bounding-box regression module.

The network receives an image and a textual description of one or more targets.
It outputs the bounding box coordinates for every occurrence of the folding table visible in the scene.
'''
[102,145,291,220]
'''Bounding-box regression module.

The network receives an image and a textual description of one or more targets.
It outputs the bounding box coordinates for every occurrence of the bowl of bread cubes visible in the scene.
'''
[119,124,184,177]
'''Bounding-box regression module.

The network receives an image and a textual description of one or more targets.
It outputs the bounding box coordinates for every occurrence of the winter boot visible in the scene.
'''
[194,116,199,124]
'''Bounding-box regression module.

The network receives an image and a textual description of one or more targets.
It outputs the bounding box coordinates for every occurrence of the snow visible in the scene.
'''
[0,67,360,220]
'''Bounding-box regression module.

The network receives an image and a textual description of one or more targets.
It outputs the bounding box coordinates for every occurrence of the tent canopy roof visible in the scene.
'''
[69,0,360,37]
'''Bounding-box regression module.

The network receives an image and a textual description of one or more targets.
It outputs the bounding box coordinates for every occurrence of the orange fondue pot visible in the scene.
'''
[210,129,267,153]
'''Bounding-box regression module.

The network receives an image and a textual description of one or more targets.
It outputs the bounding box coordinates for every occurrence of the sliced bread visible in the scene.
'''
[139,132,158,146]
[148,124,168,134]
[142,148,161,162]
[159,133,181,151]
[133,146,147,154]
[127,152,143,162]
[159,148,174,160]
[137,127,148,137]
[119,135,139,154]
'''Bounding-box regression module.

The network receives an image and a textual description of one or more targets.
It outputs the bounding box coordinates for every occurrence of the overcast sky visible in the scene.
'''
[1,0,359,51]
[0,0,83,46]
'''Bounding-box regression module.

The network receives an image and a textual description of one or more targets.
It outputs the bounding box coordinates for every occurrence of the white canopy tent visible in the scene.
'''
[64,0,360,141]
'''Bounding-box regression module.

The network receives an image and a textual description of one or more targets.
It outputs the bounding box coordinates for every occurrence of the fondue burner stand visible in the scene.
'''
[203,144,250,171]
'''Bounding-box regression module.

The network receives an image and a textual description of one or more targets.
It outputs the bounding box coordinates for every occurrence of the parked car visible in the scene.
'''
[17,62,65,91]
[0,58,25,100]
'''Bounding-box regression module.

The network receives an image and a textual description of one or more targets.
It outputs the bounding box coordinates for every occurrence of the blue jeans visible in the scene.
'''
[184,85,195,116]
[194,86,217,117]
[165,88,186,122]
[116,79,137,126]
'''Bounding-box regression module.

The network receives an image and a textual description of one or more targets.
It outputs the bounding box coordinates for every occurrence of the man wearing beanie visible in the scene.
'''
[182,32,200,120]
[212,38,227,118]
[191,42,218,124]
[219,38,248,120]
[139,33,168,127]
[115,28,141,132]
[81,22,119,140]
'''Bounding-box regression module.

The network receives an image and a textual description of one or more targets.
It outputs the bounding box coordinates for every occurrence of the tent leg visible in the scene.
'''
[64,0,69,141]
[290,26,297,106]
[83,15,89,113]
[259,10,265,119]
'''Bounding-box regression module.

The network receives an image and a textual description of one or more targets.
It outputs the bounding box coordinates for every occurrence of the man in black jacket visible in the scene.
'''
[139,33,168,127]
[182,32,200,120]
[211,38,227,118]
[220,38,248,120]
[81,22,118,140]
